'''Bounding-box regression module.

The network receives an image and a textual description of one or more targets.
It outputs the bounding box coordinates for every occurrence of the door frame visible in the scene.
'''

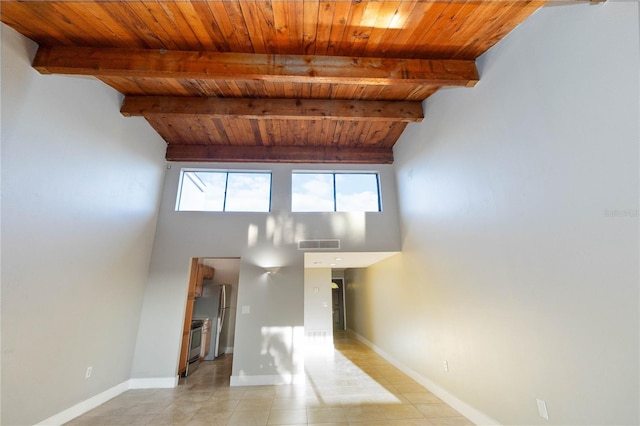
[331,278,346,331]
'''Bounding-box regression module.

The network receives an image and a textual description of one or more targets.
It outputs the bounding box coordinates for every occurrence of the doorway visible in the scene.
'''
[178,257,240,377]
[331,278,345,331]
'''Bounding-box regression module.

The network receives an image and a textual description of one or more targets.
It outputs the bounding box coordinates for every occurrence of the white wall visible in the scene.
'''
[130,162,402,385]
[346,2,639,425]
[0,25,167,425]
[304,268,333,348]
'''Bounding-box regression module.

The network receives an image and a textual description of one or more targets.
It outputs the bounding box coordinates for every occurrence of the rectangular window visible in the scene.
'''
[292,172,381,212]
[176,170,272,212]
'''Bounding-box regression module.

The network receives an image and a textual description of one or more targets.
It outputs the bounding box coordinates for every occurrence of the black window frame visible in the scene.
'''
[176,169,273,212]
[291,171,382,212]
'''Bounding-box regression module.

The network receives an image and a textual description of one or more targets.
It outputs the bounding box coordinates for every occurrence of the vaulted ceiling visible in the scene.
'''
[1,0,546,164]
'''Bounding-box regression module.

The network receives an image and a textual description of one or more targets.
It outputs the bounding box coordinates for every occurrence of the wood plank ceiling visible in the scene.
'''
[1,1,545,164]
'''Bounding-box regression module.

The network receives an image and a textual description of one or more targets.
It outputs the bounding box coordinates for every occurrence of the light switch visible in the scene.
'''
[314,287,319,293]
[242,305,250,314]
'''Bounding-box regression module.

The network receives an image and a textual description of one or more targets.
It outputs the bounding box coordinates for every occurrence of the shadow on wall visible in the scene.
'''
[260,326,304,383]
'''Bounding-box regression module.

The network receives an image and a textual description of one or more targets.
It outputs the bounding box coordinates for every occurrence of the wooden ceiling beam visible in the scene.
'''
[33,46,479,87]
[121,96,423,122]
[165,144,394,164]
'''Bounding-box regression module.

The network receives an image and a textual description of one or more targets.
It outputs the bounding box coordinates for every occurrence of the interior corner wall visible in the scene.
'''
[347,3,639,426]
[0,25,167,425]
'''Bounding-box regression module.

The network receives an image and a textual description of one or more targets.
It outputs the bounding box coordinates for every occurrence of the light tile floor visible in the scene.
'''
[66,332,473,425]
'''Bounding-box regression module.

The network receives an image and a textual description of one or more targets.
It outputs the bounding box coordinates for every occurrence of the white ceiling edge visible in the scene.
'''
[304,251,400,269]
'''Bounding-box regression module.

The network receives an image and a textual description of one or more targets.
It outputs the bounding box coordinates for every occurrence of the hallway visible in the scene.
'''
[67,332,472,425]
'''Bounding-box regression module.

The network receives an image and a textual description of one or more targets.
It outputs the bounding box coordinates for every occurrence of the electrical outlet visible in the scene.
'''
[85,366,93,378]
[536,398,549,420]
[443,361,449,372]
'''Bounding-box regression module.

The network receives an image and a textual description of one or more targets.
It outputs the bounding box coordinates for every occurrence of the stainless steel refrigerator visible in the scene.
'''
[193,282,230,360]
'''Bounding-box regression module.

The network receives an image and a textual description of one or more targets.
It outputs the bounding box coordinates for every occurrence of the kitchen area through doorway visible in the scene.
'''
[178,257,240,378]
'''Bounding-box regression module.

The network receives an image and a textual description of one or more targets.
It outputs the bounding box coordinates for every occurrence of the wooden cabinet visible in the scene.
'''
[178,260,216,375]
[200,318,212,360]
[178,329,190,376]
[203,265,214,279]
[194,264,214,298]
[178,258,199,376]
[194,265,203,298]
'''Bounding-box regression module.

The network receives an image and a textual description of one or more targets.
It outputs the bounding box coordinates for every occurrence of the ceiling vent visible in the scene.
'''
[298,239,340,250]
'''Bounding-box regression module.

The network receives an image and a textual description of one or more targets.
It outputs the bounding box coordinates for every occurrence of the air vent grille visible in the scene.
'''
[298,239,340,250]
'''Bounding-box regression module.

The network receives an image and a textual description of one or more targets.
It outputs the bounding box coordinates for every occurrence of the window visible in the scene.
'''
[292,172,381,212]
[176,170,272,212]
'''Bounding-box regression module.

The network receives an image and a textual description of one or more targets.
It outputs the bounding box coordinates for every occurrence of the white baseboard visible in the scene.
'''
[128,376,179,389]
[224,346,234,354]
[348,330,500,426]
[230,373,305,387]
[34,377,178,425]
[34,381,130,426]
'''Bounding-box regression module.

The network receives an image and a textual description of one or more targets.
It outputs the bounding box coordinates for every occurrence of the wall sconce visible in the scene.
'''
[264,267,281,275]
